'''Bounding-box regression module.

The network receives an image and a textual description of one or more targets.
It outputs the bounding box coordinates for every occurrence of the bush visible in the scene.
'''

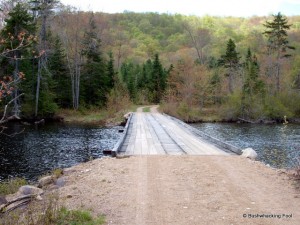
[56,207,105,225]
[0,194,105,225]
[220,92,242,120]
[0,178,27,195]
[106,84,131,115]
[278,91,300,117]
[264,96,293,119]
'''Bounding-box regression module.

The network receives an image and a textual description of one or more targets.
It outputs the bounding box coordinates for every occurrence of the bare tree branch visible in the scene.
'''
[0,93,24,124]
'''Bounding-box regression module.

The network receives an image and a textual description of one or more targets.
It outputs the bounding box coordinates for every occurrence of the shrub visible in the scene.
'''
[264,96,293,119]
[0,194,105,225]
[0,178,27,196]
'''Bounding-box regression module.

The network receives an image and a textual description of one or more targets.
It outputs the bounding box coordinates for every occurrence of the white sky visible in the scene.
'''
[59,0,300,17]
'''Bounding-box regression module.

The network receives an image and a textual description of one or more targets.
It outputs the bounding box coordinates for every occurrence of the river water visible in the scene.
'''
[191,123,300,169]
[0,123,122,181]
[1,122,299,181]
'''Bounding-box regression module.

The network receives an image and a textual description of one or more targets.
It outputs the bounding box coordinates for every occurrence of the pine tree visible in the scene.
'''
[149,53,166,103]
[0,2,36,117]
[106,51,115,90]
[263,12,295,93]
[81,13,107,106]
[120,62,137,101]
[219,39,240,94]
[241,48,265,119]
[29,0,58,116]
[48,35,71,108]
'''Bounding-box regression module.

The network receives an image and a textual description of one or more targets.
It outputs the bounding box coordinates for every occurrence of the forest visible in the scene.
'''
[1,0,300,123]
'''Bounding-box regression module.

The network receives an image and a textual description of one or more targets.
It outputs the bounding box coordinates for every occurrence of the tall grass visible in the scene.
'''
[0,193,105,225]
[0,178,27,196]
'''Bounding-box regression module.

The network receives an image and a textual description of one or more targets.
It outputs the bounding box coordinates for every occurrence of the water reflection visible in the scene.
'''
[191,123,300,168]
[0,123,122,181]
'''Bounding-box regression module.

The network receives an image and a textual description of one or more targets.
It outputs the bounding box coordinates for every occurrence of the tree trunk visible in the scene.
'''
[35,11,47,117]
[13,58,20,118]
[184,24,202,64]
[35,59,41,117]
[275,62,280,93]
[228,71,234,94]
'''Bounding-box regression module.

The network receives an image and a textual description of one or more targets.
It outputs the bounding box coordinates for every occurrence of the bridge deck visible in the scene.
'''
[119,112,230,155]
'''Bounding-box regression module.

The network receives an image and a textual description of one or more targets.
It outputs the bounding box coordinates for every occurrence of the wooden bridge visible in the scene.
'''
[113,106,241,156]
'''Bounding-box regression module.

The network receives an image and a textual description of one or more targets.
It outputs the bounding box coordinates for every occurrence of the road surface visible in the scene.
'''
[119,106,229,155]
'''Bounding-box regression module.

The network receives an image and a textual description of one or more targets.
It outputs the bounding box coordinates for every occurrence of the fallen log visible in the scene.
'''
[0,194,37,214]
[238,117,255,124]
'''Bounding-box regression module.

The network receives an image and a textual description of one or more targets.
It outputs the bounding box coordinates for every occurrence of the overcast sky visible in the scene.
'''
[59,0,300,17]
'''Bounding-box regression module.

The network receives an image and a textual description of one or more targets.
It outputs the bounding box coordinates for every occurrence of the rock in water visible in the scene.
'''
[241,148,258,160]
[18,185,43,196]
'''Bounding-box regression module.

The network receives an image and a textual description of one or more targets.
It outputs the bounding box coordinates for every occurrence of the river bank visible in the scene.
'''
[56,155,299,225]
[160,104,300,124]
[55,105,141,126]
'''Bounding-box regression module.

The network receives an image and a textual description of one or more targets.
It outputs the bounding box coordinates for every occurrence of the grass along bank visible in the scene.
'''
[0,193,105,225]
[56,104,139,126]
[160,102,223,123]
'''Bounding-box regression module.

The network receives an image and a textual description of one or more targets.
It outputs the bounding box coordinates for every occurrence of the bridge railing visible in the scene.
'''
[111,113,133,157]
[163,113,242,155]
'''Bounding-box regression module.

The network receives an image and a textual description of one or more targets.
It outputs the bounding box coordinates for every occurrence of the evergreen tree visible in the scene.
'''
[263,12,295,93]
[106,51,115,90]
[81,13,107,106]
[120,62,137,101]
[208,71,222,104]
[29,0,58,116]
[219,39,240,94]
[48,35,71,108]
[142,59,153,90]
[0,2,36,117]
[241,48,265,119]
[149,53,166,103]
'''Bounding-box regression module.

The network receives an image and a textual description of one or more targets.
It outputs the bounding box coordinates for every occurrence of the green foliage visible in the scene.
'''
[263,12,295,56]
[52,168,63,179]
[1,3,36,38]
[56,207,105,225]
[175,102,202,122]
[120,54,169,104]
[0,178,27,195]
[0,2,36,115]
[106,78,131,114]
[106,52,115,89]
[142,106,150,112]
[263,12,295,93]
[48,34,72,108]
[0,194,105,225]
[220,92,243,120]
[241,48,265,119]
[219,39,240,67]
[148,53,167,103]
[219,39,240,93]
[1,7,299,121]
[81,14,108,107]
[277,92,300,117]
[38,88,59,116]
[263,95,293,119]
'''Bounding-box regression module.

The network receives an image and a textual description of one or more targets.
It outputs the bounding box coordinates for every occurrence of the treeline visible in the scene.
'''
[0,0,300,121]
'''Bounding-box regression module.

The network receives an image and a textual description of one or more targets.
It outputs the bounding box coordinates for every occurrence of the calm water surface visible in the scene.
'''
[191,123,300,168]
[0,123,122,181]
[1,122,299,181]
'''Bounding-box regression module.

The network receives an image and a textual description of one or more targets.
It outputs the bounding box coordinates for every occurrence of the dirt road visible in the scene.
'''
[59,156,299,225]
